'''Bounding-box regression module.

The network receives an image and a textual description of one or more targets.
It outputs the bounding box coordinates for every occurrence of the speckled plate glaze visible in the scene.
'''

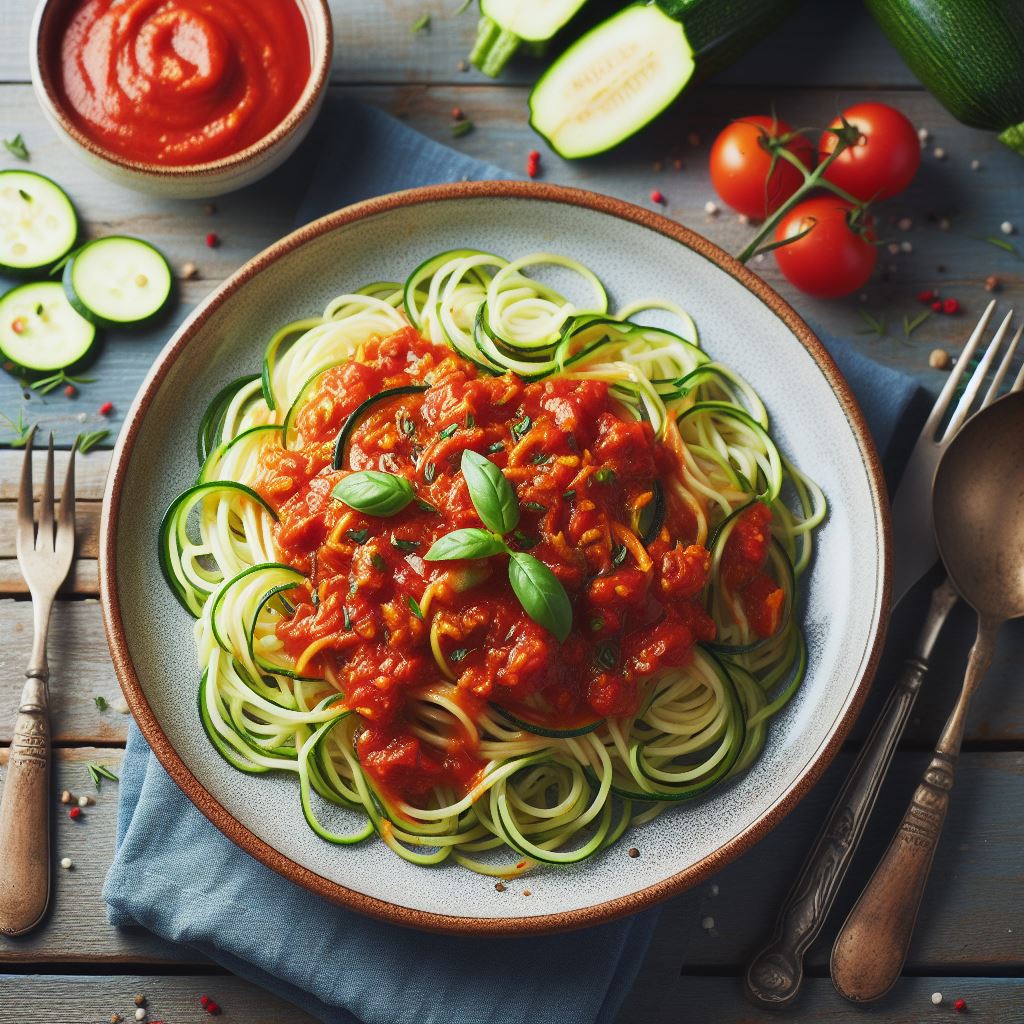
[101,182,891,934]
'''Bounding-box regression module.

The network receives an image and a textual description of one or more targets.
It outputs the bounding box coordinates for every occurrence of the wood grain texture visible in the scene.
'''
[0,974,1019,1024]
[2,79,1021,447]
[0,747,1019,970]
[0,1,920,88]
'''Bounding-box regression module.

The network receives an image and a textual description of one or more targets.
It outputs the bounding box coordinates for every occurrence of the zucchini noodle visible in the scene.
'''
[161,249,826,875]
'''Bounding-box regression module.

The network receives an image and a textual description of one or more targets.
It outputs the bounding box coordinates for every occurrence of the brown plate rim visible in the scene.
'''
[99,180,892,935]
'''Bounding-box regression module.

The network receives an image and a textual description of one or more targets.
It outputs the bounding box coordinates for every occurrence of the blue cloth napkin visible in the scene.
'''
[104,96,924,1024]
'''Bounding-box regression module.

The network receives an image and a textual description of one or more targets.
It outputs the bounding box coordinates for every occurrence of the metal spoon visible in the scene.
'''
[831,389,1024,1002]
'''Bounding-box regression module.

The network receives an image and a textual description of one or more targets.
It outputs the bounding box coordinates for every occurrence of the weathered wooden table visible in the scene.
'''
[1,2,1022,1021]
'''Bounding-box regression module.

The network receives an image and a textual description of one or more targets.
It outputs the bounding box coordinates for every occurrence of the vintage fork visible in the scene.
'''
[0,431,76,936]
[744,300,1023,1008]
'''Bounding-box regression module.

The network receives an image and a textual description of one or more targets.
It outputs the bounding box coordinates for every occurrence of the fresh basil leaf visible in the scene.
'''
[461,449,519,535]
[392,538,421,552]
[511,415,531,442]
[507,552,572,642]
[332,471,414,516]
[345,528,369,544]
[370,553,387,571]
[425,527,508,562]
[407,596,424,620]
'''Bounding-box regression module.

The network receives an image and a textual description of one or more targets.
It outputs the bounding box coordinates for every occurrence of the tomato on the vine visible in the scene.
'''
[709,115,815,220]
[773,197,876,298]
[819,102,920,201]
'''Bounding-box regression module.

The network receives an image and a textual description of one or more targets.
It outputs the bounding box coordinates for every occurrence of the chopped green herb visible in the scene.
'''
[346,528,370,544]
[448,647,469,663]
[415,498,439,514]
[562,489,576,500]
[451,120,475,139]
[855,309,887,338]
[94,696,109,711]
[399,415,416,436]
[349,580,358,595]
[438,422,459,440]
[530,452,551,465]
[985,235,1019,256]
[407,595,424,620]
[410,12,431,33]
[370,552,387,571]
[0,408,35,448]
[511,415,532,442]
[75,429,110,455]
[85,761,119,790]
[589,617,604,631]
[512,529,539,550]
[465,413,475,428]
[593,642,617,670]
[34,303,43,316]
[593,468,617,484]
[487,441,505,454]
[343,606,352,630]
[4,133,29,160]
[392,538,421,552]
[612,544,628,566]
[902,309,933,339]
[523,500,546,513]
[311,589,320,606]
[424,461,437,483]
[17,188,30,202]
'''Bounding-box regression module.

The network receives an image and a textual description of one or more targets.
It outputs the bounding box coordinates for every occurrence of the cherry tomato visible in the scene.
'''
[709,116,815,220]
[773,197,876,298]
[819,102,920,201]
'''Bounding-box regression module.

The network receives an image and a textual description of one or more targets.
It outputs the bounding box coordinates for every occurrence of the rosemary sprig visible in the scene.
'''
[410,12,430,33]
[855,309,888,338]
[985,235,1019,257]
[85,761,120,790]
[0,408,35,448]
[902,309,933,339]
[76,429,110,454]
[3,133,29,160]
[31,369,97,395]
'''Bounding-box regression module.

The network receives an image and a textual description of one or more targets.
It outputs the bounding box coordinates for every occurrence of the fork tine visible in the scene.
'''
[36,432,55,552]
[939,308,1013,444]
[921,299,996,439]
[983,321,1022,405]
[16,427,37,558]
[1013,359,1024,394]
[56,442,76,558]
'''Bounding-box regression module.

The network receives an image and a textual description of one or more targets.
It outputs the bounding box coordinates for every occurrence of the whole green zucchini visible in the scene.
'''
[866,0,1024,155]
[529,0,800,159]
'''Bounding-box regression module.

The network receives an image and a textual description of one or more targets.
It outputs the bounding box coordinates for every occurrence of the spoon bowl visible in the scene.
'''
[933,389,1024,620]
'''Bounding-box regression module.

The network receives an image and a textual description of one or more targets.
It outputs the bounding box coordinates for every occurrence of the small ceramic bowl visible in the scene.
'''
[29,0,332,199]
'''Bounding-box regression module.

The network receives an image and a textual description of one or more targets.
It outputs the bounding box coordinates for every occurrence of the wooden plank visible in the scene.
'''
[0,449,110,500]
[0,747,202,966]
[3,594,1024,744]
[0,748,1019,969]
[619,976,1024,1023]
[0,973,1018,1024]
[0,975,317,1024]
[3,82,1020,448]
[0,602,126,745]
[0,501,100,558]
[0,557,97,595]
[0,1,920,88]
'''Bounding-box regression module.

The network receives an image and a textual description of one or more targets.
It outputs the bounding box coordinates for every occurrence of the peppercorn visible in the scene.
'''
[984,275,1000,292]
[134,995,146,1008]
[627,847,640,858]
[929,349,950,370]
[205,232,220,248]
[69,806,82,820]
[451,106,464,121]
[931,301,943,312]
[917,290,936,304]
[650,189,665,205]
[99,401,114,416]
[60,789,72,804]
[64,384,76,398]
[942,298,960,314]
[954,998,967,1012]
[181,261,199,280]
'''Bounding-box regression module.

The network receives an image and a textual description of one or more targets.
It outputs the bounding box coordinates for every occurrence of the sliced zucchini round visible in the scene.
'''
[0,281,96,372]
[64,236,173,328]
[0,170,78,274]
[528,5,695,159]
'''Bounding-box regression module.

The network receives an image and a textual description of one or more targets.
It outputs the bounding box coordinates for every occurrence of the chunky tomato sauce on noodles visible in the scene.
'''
[254,327,780,807]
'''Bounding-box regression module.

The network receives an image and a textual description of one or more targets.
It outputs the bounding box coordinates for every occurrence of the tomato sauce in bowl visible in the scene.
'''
[52,0,312,166]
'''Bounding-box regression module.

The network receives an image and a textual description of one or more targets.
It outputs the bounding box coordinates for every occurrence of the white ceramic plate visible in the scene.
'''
[101,183,890,934]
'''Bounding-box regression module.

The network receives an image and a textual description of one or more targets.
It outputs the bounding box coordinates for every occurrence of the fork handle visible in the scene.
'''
[743,578,958,1008]
[0,673,51,936]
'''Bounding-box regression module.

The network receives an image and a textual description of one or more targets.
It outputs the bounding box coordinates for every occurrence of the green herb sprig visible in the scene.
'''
[3,133,29,160]
[85,761,119,790]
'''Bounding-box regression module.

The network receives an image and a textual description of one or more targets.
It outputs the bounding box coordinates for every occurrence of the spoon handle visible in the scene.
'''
[743,578,958,1009]
[831,614,1001,1003]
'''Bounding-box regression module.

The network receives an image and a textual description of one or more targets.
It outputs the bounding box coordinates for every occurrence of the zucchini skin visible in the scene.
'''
[865,0,1024,152]
[655,0,802,81]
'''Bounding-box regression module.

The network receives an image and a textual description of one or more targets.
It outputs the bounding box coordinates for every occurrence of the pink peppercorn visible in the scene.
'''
[942,298,960,314]
[931,301,943,312]
[917,289,935,304]
[650,189,665,204]
[99,401,114,416]
[64,384,76,398]
[954,998,967,1013]
[205,232,219,248]
[69,806,82,820]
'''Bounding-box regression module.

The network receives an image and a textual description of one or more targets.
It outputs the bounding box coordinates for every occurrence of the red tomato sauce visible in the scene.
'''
[721,503,785,638]
[53,0,311,165]
[255,327,725,808]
